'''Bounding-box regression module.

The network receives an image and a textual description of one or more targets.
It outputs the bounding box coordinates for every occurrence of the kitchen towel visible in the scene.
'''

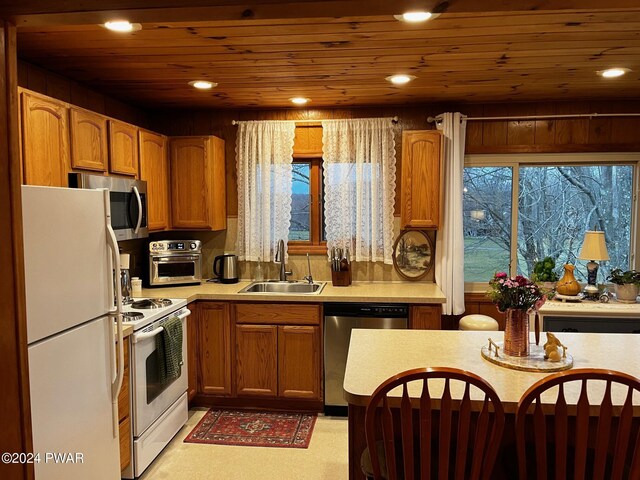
[157,315,183,383]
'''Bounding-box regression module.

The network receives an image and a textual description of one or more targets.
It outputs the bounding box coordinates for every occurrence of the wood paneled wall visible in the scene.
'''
[17,60,149,127]
[150,101,640,217]
[1,23,33,480]
[464,101,640,154]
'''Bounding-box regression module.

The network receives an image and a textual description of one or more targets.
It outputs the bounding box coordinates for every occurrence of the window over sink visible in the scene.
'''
[288,158,326,253]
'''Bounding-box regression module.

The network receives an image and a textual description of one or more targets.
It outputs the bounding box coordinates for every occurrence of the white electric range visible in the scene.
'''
[120,297,190,479]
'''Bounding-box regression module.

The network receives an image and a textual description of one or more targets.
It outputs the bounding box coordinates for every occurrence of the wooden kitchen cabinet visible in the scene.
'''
[69,107,108,172]
[116,339,131,472]
[278,326,321,399]
[400,130,443,229]
[20,90,70,187]
[235,303,322,401]
[293,125,323,157]
[410,305,442,330]
[170,136,226,230]
[236,324,278,397]
[109,119,139,177]
[139,130,170,231]
[197,302,232,396]
[187,305,198,401]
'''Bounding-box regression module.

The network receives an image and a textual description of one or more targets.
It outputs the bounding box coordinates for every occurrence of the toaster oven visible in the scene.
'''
[148,240,202,286]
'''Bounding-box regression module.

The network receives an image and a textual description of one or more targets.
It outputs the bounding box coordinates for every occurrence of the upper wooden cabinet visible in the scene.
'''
[293,125,323,157]
[69,107,108,172]
[139,130,169,231]
[20,91,70,187]
[400,130,443,229]
[170,136,226,230]
[109,119,139,177]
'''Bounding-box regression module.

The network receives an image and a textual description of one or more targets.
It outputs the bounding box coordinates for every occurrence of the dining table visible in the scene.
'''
[343,329,640,480]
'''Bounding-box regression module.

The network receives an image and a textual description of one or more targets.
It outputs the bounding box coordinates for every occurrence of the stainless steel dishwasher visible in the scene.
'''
[324,303,408,415]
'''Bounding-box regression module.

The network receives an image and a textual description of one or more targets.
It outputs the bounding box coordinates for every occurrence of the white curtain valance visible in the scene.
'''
[322,118,397,264]
[236,120,296,262]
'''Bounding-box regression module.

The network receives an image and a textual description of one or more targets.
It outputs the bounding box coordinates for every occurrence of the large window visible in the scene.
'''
[464,154,637,286]
[288,158,325,252]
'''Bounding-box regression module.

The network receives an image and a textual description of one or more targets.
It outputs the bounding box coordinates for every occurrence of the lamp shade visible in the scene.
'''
[578,231,609,261]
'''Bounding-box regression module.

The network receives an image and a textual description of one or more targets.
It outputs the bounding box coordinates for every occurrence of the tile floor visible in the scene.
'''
[140,408,349,480]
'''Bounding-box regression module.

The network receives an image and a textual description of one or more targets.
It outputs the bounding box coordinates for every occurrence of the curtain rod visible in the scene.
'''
[231,116,398,125]
[427,113,640,123]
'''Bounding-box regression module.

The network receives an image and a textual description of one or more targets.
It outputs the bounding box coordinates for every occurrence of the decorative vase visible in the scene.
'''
[615,283,639,303]
[504,308,530,357]
[556,264,581,296]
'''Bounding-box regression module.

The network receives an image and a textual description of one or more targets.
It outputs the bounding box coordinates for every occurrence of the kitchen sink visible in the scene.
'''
[238,281,326,295]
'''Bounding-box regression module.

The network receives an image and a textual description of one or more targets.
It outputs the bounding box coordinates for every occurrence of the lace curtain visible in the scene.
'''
[322,118,396,264]
[435,112,466,315]
[236,121,296,262]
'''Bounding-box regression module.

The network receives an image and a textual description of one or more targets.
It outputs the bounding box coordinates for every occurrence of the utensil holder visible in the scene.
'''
[331,267,351,286]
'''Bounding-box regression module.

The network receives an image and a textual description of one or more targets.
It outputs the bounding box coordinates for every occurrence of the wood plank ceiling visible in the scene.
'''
[16,9,640,108]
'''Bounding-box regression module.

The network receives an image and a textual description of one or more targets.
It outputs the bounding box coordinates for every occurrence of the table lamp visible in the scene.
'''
[578,231,609,298]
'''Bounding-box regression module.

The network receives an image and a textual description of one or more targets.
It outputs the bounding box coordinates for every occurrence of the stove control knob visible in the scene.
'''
[190,242,197,250]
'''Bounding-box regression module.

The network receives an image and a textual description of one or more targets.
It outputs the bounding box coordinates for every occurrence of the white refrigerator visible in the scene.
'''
[22,185,124,480]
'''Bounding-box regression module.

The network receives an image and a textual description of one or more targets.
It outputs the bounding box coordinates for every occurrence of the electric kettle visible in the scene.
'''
[213,254,239,284]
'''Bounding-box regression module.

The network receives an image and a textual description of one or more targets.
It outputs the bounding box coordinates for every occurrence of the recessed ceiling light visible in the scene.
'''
[394,11,434,23]
[103,21,142,33]
[386,74,416,85]
[290,97,310,105]
[189,80,217,90]
[598,67,630,78]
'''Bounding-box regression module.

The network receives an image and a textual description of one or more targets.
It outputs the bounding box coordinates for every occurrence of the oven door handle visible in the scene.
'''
[132,185,142,234]
[132,308,191,344]
[152,255,200,263]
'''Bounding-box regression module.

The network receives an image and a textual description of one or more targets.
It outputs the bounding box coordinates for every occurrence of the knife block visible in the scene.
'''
[331,266,352,286]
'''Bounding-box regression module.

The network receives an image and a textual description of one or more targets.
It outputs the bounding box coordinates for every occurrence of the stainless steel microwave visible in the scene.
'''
[69,173,148,241]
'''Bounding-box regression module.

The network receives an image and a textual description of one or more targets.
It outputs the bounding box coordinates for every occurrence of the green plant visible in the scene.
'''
[531,257,560,283]
[607,268,640,285]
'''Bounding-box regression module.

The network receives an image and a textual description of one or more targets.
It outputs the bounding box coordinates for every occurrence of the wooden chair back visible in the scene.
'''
[364,367,505,480]
[516,368,640,480]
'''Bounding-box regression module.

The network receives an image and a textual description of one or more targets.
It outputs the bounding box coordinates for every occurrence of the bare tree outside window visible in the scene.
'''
[290,163,311,241]
[464,164,633,283]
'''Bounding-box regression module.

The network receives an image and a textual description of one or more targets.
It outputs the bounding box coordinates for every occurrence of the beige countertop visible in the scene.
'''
[141,280,446,304]
[343,329,640,412]
[540,298,640,317]
[115,324,133,339]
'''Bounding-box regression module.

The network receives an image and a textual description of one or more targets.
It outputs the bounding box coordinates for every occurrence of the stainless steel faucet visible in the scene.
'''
[276,239,292,281]
[303,253,314,284]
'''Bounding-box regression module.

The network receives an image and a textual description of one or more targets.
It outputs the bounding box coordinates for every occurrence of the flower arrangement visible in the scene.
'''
[487,272,547,312]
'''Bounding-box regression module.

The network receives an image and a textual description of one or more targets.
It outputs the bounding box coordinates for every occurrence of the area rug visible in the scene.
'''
[184,409,317,448]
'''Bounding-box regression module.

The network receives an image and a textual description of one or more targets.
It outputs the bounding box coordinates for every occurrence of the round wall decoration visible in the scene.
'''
[392,230,434,281]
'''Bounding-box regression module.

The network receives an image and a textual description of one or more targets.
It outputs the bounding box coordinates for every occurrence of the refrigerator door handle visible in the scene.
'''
[105,189,125,438]
[132,185,142,234]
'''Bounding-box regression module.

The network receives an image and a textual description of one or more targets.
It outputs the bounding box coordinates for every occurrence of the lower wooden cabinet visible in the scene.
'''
[190,301,323,407]
[236,324,278,397]
[235,303,322,401]
[187,308,198,401]
[278,326,320,399]
[117,340,131,472]
[197,302,232,396]
[118,417,131,472]
[410,305,442,330]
